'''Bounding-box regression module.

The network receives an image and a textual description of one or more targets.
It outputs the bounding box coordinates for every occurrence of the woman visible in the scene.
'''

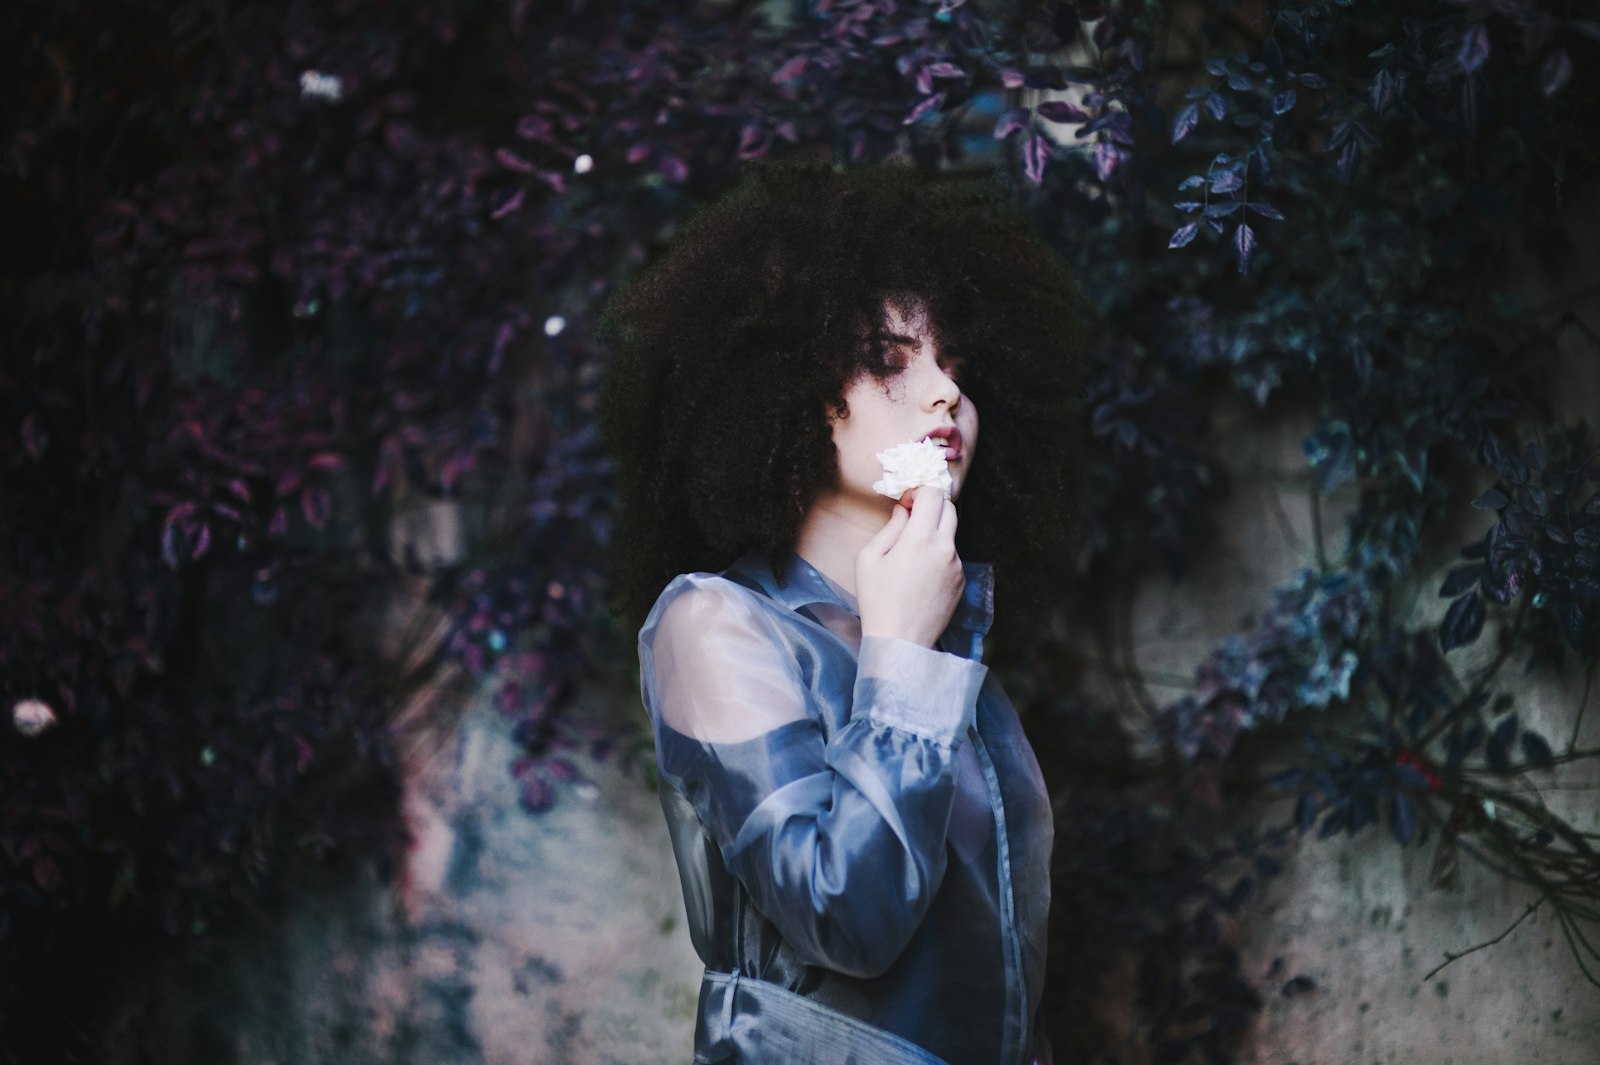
[599,160,1088,1065]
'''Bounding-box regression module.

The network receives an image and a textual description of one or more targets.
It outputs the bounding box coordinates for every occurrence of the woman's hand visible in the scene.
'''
[856,485,964,649]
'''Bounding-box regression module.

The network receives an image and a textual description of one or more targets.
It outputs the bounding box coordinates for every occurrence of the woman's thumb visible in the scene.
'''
[866,502,909,555]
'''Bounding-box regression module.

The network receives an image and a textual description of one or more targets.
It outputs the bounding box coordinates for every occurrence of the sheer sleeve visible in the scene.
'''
[639,572,989,979]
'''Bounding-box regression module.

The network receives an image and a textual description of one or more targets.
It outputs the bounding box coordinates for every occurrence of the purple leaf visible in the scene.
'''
[1541,50,1572,96]
[20,413,46,458]
[494,147,534,174]
[1249,202,1285,220]
[660,155,689,183]
[1037,100,1090,124]
[1440,564,1484,598]
[1172,102,1200,143]
[902,92,947,125]
[1205,92,1226,121]
[1233,221,1257,273]
[191,523,212,561]
[1440,592,1486,652]
[307,452,344,472]
[1023,132,1050,185]
[301,485,333,531]
[518,774,555,814]
[161,521,182,568]
[1471,488,1510,511]
[1370,69,1396,113]
[1168,222,1199,249]
[1209,170,1244,194]
[1272,88,1297,114]
[275,467,304,497]
[516,115,553,142]
[1093,140,1121,182]
[1000,69,1025,89]
[924,62,965,80]
[1458,23,1490,74]
[491,187,526,220]
[546,757,581,781]
[993,107,1031,139]
[770,54,808,83]
[1337,140,1359,185]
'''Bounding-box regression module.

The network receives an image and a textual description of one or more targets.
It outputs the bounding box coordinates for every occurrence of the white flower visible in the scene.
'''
[872,437,952,500]
[12,698,57,738]
[543,315,566,337]
[573,154,594,174]
[299,70,344,103]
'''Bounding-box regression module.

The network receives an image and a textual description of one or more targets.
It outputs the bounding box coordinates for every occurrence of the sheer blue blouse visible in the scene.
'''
[638,549,1053,1065]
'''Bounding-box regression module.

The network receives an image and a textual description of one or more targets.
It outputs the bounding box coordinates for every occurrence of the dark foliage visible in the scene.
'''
[4,0,1599,1061]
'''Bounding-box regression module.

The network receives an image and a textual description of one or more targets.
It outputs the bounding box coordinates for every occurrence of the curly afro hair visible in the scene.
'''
[598,159,1090,645]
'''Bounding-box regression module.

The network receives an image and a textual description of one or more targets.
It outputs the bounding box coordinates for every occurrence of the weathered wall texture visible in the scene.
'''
[124,680,702,1065]
[1119,180,1600,1064]
[1124,397,1600,1065]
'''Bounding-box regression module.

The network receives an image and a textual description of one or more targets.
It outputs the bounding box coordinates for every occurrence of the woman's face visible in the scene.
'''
[829,299,979,509]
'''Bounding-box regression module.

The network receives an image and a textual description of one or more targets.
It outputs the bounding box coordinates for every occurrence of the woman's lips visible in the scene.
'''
[921,428,962,461]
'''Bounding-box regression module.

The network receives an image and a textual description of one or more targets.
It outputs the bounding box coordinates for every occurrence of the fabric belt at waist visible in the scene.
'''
[694,968,951,1065]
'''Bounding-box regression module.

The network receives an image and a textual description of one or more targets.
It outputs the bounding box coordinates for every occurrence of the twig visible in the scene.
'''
[1114,594,1161,723]
[1308,481,1327,571]
[1423,898,1543,982]
[1570,656,1595,751]
[1525,281,1600,318]
[1264,481,1317,566]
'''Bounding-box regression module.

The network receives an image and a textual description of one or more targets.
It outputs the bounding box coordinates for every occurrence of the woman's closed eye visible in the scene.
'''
[938,352,967,385]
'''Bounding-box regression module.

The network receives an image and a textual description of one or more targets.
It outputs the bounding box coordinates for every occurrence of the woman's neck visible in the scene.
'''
[792,490,894,599]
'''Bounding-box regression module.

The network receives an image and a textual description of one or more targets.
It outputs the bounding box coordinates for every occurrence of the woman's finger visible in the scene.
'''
[864,500,910,556]
[905,484,944,537]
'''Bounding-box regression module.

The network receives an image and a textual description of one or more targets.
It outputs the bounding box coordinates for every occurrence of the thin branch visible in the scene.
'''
[1308,481,1327,571]
[1525,281,1600,318]
[1114,593,1162,722]
[1262,478,1317,565]
[1423,898,1543,982]
[1570,656,1595,752]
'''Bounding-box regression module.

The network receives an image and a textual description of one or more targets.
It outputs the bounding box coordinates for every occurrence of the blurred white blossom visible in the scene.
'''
[12,698,57,738]
[544,315,566,337]
[299,70,344,102]
[573,154,594,174]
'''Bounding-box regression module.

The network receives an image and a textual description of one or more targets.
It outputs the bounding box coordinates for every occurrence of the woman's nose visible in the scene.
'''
[923,359,961,410]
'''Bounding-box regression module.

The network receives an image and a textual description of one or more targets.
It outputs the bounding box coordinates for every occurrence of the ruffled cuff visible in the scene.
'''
[852,635,986,748]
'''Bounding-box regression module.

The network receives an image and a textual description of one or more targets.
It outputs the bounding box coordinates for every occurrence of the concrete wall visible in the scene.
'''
[117,680,702,1065]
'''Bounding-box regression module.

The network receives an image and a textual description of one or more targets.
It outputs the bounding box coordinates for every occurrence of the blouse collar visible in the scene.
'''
[725,548,995,661]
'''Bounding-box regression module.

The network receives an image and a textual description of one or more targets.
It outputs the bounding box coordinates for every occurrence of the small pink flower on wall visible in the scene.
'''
[12,698,58,738]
